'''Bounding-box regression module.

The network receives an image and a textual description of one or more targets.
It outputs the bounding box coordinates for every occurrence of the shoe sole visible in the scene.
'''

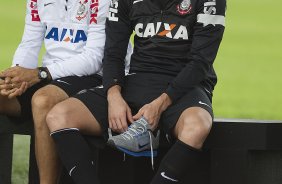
[117,146,158,157]
[108,140,158,157]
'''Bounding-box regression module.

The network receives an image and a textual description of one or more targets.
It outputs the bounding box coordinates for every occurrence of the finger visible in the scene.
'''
[109,117,114,129]
[8,89,21,99]
[115,118,125,133]
[152,119,160,131]
[0,84,13,90]
[22,82,29,93]
[109,118,112,129]
[109,121,113,129]
[109,118,115,130]
[5,77,11,84]
[111,119,118,131]
[14,82,27,96]
[11,76,22,84]
[1,88,17,96]
[11,83,16,89]
[126,106,134,124]
[0,89,8,96]
[0,84,6,90]
[120,115,128,132]
[133,109,143,120]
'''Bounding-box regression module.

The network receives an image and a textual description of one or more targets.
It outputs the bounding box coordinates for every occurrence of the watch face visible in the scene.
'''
[40,71,48,79]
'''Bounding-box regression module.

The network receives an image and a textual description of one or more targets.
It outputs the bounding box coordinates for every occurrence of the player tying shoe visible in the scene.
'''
[46,0,226,183]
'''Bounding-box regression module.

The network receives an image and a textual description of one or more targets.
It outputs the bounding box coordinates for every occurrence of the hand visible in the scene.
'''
[133,93,172,130]
[107,85,134,133]
[0,81,29,99]
[0,77,19,97]
[0,66,40,87]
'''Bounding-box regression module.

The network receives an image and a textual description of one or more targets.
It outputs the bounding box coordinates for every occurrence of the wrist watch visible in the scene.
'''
[38,67,50,81]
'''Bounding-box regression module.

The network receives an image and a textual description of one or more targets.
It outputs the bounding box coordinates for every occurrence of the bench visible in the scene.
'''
[1,115,282,184]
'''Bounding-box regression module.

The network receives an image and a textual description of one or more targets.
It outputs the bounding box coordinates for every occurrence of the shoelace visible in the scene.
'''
[121,124,145,140]
[148,130,154,170]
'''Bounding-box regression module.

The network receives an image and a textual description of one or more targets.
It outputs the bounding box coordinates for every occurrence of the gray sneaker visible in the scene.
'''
[107,117,160,158]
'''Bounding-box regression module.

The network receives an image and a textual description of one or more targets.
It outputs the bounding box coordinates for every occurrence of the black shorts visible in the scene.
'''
[74,73,213,138]
[17,74,102,120]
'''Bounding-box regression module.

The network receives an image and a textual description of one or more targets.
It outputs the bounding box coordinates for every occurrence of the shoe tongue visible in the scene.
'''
[138,117,149,126]
[131,121,143,129]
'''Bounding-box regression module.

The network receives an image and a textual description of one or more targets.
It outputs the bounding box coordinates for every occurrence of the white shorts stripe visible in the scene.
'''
[197,14,225,27]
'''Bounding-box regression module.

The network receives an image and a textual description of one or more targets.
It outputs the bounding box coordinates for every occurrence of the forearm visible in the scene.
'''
[157,93,172,112]
[107,85,122,101]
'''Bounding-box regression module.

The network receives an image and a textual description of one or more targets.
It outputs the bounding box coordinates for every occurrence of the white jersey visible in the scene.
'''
[12,0,132,79]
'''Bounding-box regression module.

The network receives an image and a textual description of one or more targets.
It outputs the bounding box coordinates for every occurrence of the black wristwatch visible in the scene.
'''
[38,67,51,81]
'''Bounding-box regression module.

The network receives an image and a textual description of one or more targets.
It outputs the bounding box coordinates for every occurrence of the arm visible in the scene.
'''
[46,0,110,80]
[103,0,134,133]
[103,0,133,92]
[165,0,226,102]
[12,0,45,68]
[0,0,44,98]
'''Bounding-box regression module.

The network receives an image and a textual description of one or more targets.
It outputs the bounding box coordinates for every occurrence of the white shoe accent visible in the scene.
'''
[199,101,212,109]
[161,172,178,182]
[69,166,77,176]
[133,0,143,4]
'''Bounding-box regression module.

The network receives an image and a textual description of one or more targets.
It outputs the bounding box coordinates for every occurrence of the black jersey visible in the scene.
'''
[103,0,226,102]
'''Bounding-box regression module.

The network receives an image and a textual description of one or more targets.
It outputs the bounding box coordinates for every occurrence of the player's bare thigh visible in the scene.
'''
[46,97,103,135]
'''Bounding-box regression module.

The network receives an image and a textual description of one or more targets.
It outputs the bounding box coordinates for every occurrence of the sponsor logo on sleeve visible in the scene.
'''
[197,0,225,27]
[30,0,40,21]
[108,0,119,22]
[90,0,99,24]
[204,0,216,15]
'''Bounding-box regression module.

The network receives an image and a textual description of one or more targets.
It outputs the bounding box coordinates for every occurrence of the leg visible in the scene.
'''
[0,94,21,116]
[46,98,102,134]
[46,90,107,184]
[32,75,102,184]
[151,107,212,184]
[31,85,69,184]
[174,107,212,149]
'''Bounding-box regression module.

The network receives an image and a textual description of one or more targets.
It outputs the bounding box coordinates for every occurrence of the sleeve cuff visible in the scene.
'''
[165,86,179,103]
[103,78,124,92]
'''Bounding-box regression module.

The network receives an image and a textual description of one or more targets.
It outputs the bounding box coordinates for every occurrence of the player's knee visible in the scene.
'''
[31,91,56,111]
[46,104,70,132]
[177,112,212,148]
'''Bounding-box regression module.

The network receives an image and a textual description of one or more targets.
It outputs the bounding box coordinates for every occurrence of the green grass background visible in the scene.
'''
[1,0,282,183]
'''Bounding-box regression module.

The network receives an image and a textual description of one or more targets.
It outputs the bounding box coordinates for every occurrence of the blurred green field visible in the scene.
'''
[1,0,282,183]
